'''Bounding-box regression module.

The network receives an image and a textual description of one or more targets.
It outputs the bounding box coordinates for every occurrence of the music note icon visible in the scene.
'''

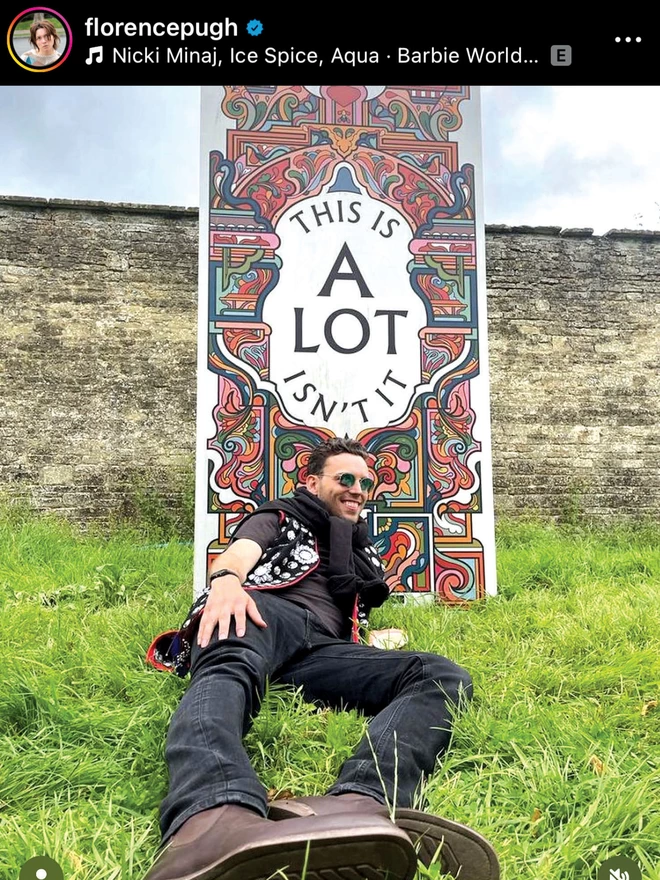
[86,45,103,64]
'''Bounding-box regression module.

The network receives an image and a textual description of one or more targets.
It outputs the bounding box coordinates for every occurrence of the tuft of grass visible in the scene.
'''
[117,466,195,542]
[1,510,659,879]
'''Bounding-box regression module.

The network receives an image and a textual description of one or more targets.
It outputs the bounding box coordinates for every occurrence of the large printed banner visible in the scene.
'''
[194,85,496,601]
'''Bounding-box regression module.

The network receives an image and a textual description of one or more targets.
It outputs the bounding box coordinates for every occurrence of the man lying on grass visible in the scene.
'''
[145,437,499,880]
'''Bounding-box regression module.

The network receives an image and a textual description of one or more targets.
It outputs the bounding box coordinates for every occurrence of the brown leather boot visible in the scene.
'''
[143,802,418,880]
[267,794,500,880]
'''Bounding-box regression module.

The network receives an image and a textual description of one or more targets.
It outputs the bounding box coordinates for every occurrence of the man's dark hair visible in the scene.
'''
[307,438,371,475]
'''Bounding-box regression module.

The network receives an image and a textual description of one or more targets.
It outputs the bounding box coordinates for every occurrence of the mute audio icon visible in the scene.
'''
[597,856,641,880]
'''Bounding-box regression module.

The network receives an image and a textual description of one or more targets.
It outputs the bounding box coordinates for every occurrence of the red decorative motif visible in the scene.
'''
[222,325,270,379]
[416,273,467,318]
[326,86,364,107]
[209,372,267,503]
[426,373,480,509]
[419,332,466,382]
[217,267,274,314]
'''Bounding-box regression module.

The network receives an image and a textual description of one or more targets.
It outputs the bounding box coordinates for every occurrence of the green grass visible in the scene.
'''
[13,15,64,34]
[0,508,659,879]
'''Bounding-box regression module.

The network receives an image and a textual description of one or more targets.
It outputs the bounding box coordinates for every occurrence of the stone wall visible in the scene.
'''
[1,196,658,524]
[0,196,198,525]
[487,224,659,520]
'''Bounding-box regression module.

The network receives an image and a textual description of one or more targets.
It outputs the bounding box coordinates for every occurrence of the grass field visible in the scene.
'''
[0,507,658,879]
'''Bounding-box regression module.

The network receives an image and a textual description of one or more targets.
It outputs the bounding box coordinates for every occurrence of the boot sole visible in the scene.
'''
[157,815,417,880]
[395,808,500,880]
[267,801,500,880]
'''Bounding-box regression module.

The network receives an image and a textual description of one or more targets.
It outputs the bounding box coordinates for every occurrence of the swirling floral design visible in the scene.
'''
[228,142,458,237]
[234,143,293,185]
[435,511,467,537]
[222,86,318,131]
[369,87,469,141]
[210,153,270,229]
[208,369,266,504]
[286,149,337,200]
[435,551,477,602]
[209,495,257,516]
[359,414,421,506]
[204,85,488,602]
[426,365,480,507]
[227,147,339,226]
[241,158,299,222]
[391,169,446,229]
[398,151,452,188]
[351,153,402,200]
[218,267,275,315]
[222,326,270,379]
[273,412,333,494]
[420,333,465,382]
[375,519,429,592]
[413,269,469,320]
[417,165,475,228]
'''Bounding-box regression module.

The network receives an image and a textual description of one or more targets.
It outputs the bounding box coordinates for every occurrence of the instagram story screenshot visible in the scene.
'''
[1,10,659,880]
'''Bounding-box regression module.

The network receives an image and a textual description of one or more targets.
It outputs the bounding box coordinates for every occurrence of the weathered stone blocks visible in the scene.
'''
[1,200,658,523]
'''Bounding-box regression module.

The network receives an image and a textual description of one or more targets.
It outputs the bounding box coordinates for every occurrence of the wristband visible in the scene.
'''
[208,568,242,587]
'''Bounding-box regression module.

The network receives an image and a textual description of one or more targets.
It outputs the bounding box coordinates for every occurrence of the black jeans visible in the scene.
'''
[159,591,473,841]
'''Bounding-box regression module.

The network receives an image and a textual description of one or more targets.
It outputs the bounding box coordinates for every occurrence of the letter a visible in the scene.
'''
[317,243,374,298]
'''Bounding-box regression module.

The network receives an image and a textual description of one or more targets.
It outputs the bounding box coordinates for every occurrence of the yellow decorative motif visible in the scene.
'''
[328,126,371,158]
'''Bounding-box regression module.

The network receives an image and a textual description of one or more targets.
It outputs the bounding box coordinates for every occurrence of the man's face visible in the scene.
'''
[306,452,373,522]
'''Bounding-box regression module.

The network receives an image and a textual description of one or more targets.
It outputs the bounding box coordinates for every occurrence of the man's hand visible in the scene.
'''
[198,537,266,647]
[197,575,267,648]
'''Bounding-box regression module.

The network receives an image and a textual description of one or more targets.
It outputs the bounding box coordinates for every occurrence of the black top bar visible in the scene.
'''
[3,12,656,85]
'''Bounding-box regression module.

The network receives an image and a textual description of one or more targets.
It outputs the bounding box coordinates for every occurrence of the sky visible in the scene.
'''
[1,85,659,233]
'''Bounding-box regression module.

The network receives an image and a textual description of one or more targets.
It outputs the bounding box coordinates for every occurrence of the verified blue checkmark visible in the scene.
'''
[246,19,263,36]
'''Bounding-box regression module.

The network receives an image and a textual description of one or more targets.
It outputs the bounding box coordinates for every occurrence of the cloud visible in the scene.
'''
[2,86,660,232]
[0,86,200,207]
[482,86,660,231]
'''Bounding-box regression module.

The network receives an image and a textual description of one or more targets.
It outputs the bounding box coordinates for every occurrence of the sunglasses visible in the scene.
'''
[320,472,375,493]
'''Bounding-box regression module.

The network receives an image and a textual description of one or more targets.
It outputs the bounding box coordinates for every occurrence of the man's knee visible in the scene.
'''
[191,637,269,693]
[412,652,473,706]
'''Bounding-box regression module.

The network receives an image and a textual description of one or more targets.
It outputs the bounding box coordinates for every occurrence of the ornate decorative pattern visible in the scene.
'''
[375,517,431,593]
[200,86,493,602]
[222,324,270,380]
[360,413,422,507]
[420,331,467,383]
[368,87,469,141]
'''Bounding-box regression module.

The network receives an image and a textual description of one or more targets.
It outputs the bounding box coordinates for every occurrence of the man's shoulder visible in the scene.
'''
[254,494,297,514]
[231,509,282,549]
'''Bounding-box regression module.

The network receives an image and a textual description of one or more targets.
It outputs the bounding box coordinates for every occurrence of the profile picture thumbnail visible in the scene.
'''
[7,7,72,71]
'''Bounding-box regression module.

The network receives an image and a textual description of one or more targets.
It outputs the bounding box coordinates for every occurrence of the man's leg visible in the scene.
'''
[270,632,501,880]
[159,592,312,841]
[275,631,472,808]
[150,597,420,880]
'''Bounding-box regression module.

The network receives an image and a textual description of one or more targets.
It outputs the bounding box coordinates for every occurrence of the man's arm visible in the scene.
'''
[197,538,267,648]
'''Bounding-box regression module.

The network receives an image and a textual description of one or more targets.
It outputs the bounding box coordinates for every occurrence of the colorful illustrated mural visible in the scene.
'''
[195,85,496,602]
